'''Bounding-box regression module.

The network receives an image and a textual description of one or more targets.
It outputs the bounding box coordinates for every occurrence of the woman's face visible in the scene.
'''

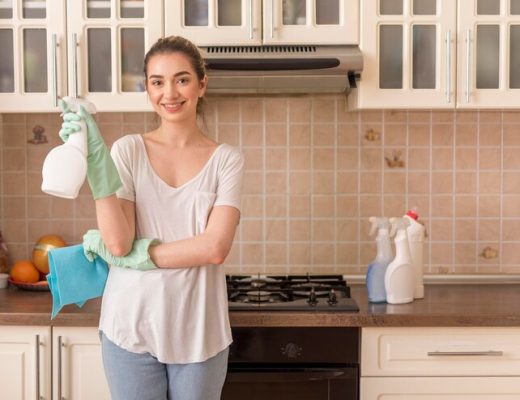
[145,52,207,123]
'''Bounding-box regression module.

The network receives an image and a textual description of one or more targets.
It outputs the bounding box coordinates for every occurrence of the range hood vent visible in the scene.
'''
[200,45,363,95]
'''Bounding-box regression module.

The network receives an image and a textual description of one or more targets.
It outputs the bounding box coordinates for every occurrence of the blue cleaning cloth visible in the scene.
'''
[47,244,109,319]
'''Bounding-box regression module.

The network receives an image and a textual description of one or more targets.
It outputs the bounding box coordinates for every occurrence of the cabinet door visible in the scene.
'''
[53,327,110,400]
[361,377,520,399]
[0,326,51,400]
[356,0,456,108]
[457,0,520,108]
[264,0,359,44]
[0,0,66,112]
[165,0,262,46]
[67,0,162,111]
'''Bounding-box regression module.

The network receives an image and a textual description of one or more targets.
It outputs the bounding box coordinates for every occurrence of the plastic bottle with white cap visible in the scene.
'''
[404,208,426,299]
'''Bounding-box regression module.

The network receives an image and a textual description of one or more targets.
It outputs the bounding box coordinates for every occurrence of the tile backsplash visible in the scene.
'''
[1,95,520,276]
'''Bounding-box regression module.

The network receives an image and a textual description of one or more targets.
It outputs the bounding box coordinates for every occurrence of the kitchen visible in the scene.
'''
[1,0,520,399]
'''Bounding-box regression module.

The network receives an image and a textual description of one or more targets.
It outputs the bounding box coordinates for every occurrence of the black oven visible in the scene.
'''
[222,327,359,400]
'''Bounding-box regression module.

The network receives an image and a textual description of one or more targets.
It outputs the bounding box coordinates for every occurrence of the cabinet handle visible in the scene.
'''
[249,0,253,39]
[58,336,64,400]
[51,34,58,108]
[465,29,471,103]
[427,350,503,357]
[35,334,41,400]
[270,0,274,38]
[70,33,79,98]
[445,30,451,104]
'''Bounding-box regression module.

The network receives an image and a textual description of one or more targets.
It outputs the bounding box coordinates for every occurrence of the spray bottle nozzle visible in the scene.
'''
[62,96,97,114]
[369,217,390,236]
[389,217,411,237]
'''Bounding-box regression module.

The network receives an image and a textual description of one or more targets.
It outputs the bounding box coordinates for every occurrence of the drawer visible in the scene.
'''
[362,327,520,377]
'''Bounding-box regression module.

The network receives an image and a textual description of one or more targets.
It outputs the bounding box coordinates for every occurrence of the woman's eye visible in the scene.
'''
[177,78,189,85]
[151,80,162,86]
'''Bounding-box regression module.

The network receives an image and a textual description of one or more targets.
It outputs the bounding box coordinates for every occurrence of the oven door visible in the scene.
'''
[222,365,358,400]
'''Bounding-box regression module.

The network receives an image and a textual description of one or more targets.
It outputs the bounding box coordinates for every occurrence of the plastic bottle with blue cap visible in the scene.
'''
[366,217,393,303]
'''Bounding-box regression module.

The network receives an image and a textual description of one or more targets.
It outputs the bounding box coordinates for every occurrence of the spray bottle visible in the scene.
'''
[404,208,426,299]
[385,217,415,304]
[41,97,96,199]
[366,217,393,303]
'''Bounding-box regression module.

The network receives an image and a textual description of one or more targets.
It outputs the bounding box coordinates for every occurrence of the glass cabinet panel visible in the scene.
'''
[23,0,45,18]
[379,25,403,88]
[218,0,241,26]
[380,0,403,15]
[87,0,110,18]
[121,0,144,18]
[412,25,436,88]
[0,0,13,19]
[477,0,500,15]
[476,25,500,88]
[413,0,436,15]
[23,28,47,92]
[121,28,145,92]
[512,0,520,14]
[283,0,306,25]
[87,28,111,92]
[184,0,208,26]
[0,29,14,92]
[316,0,339,25]
[510,25,520,88]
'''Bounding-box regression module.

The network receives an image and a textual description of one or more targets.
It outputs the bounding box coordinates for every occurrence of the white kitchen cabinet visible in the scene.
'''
[52,327,110,400]
[361,327,520,400]
[355,0,520,109]
[165,0,359,46]
[0,325,51,400]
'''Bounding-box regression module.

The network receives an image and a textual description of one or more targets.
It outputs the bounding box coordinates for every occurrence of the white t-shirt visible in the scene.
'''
[98,134,244,364]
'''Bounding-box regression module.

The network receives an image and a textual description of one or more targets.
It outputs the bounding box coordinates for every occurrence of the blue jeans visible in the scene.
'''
[100,332,229,400]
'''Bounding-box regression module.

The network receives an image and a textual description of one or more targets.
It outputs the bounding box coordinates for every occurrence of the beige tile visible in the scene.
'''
[122,112,146,124]
[266,172,287,194]
[384,110,407,123]
[289,195,310,217]
[242,172,264,194]
[241,99,263,123]
[430,243,453,264]
[431,148,453,170]
[3,148,25,172]
[289,244,311,265]
[479,124,502,146]
[289,98,312,123]
[265,98,288,123]
[503,147,520,170]
[479,195,500,217]
[431,195,453,217]
[500,243,520,265]
[74,195,96,218]
[337,106,359,124]
[217,98,240,123]
[454,195,477,217]
[359,195,381,217]
[241,219,264,241]
[503,171,520,194]
[265,195,286,218]
[336,148,359,170]
[384,124,407,146]
[432,172,453,193]
[407,196,429,217]
[241,124,263,146]
[2,219,27,242]
[478,219,500,241]
[432,124,454,146]
[3,114,26,124]
[313,148,335,170]
[337,124,360,146]
[336,219,359,241]
[503,195,520,217]
[97,112,123,124]
[360,110,383,123]
[26,113,50,126]
[407,172,430,194]
[360,172,381,194]
[49,220,74,244]
[383,172,406,194]
[312,243,335,264]
[26,147,47,172]
[27,219,51,244]
[224,243,240,265]
[383,195,406,217]
[478,172,501,194]
[455,124,478,146]
[218,124,240,146]
[3,173,26,196]
[3,197,26,219]
[8,244,30,263]
[242,147,263,171]
[289,219,311,241]
[455,148,477,170]
[241,195,263,218]
[289,172,311,194]
[27,196,50,218]
[479,148,501,170]
[432,111,455,123]
[313,172,334,194]
[503,112,520,123]
[312,219,335,241]
[312,98,335,123]
[455,219,477,241]
[408,111,431,124]
[502,219,520,241]
[503,125,520,146]
[456,111,478,124]
[430,219,453,241]
[359,242,376,265]
[73,219,97,243]
[312,196,334,217]
[241,243,264,265]
[50,197,74,218]
[289,124,311,146]
[408,148,430,170]
[265,147,287,170]
[289,148,311,170]
[102,124,124,147]
[337,172,358,194]
[407,125,429,146]
[313,124,335,146]
[361,124,383,146]
[337,243,359,265]
[265,124,287,146]
[360,148,383,170]
[3,125,26,147]
[455,172,476,193]
[479,110,502,123]
[265,219,286,241]
[336,195,358,218]
[26,173,43,195]
[265,243,287,265]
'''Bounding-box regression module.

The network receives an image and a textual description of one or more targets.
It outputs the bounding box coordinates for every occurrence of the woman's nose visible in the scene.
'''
[163,81,178,98]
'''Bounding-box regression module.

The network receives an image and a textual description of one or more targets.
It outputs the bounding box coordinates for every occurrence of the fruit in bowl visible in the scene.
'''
[32,234,67,275]
[9,259,40,283]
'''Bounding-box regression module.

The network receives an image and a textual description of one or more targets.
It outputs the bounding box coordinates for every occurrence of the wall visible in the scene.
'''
[1,95,520,276]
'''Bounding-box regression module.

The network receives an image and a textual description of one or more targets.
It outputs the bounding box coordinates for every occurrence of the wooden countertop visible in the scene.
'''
[1,284,520,327]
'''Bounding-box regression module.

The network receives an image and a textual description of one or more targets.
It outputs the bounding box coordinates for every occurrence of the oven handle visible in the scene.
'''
[226,368,355,382]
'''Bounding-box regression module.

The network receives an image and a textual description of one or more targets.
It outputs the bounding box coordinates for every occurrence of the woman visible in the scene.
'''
[60,36,244,400]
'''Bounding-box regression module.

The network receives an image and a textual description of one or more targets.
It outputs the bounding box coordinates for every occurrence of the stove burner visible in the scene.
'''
[293,290,329,297]
[246,290,272,302]
[291,282,331,289]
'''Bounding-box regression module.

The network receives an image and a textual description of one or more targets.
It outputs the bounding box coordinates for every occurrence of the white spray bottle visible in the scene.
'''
[366,217,393,303]
[385,217,415,304]
[404,208,426,299]
[41,97,96,199]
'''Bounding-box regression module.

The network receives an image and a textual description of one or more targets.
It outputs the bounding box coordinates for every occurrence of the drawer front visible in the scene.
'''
[361,377,520,399]
[362,327,520,377]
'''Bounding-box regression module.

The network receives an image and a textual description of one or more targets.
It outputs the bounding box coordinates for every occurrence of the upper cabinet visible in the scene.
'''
[355,0,520,109]
[165,0,359,46]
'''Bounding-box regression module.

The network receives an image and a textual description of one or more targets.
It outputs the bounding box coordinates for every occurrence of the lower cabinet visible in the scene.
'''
[361,327,520,400]
[0,325,109,400]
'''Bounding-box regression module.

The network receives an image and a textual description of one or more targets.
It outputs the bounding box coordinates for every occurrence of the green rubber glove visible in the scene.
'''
[82,229,159,271]
[58,99,122,200]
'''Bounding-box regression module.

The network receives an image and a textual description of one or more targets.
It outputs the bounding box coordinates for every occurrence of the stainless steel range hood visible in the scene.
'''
[200,45,363,94]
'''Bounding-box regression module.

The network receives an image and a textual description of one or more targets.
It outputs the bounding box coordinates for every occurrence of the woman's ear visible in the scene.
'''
[199,75,208,96]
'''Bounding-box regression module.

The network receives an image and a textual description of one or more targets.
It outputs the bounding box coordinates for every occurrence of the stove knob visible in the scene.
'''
[281,342,302,359]
[327,289,337,305]
[307,288,318,306]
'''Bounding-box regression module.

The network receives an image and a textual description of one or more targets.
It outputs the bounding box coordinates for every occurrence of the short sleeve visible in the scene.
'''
[214,146,244,211]
[110,137,136,202]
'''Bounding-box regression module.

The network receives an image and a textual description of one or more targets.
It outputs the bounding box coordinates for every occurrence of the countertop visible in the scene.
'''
[2,283,520,327]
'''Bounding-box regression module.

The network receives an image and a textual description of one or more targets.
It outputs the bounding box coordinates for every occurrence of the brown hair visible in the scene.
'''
[144,36,207,117]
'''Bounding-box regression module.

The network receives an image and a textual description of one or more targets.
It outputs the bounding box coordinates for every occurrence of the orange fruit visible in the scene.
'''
[10,260,40,283]
[32,234,67,274]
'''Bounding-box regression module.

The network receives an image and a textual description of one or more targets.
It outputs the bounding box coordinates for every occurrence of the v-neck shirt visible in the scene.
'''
[98,134,244,364]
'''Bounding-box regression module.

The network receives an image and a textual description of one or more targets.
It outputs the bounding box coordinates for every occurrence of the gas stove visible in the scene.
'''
[226,274,359,311]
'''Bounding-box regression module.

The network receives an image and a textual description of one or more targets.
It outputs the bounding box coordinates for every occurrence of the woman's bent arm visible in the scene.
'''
[149,205,240,268]
[96,196,136,256]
